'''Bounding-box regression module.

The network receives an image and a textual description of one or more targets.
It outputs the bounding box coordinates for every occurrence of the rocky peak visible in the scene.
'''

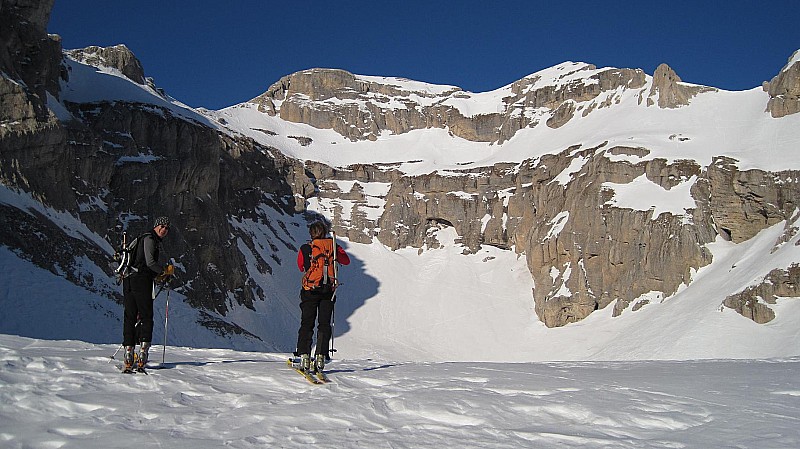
[66,44,146,85]
[764,49,800,118]
[647,63,714,108]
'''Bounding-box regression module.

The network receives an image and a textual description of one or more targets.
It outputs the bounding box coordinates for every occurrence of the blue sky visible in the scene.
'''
[49,0,800,110]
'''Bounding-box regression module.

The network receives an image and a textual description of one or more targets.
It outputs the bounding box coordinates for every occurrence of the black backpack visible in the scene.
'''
[113,232,146,283]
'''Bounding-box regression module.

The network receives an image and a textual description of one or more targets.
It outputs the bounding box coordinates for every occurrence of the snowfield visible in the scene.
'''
[2,335,799,449]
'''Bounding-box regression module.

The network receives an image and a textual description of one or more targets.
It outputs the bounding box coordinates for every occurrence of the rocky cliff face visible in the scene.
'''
[0,0,62,125]
[647,63,714,108]
[0,0,307,338]
[304,146,800,327]
[765,50,800,118]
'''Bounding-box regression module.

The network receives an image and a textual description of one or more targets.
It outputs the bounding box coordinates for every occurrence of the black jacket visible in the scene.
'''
[132,230,162,282]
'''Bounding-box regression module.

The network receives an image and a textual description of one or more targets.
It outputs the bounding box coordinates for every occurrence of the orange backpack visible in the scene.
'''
[301,238,337,292]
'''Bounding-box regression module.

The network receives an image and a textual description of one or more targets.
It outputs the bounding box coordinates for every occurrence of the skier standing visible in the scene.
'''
[295,221,350,374]
[122,216,173,371]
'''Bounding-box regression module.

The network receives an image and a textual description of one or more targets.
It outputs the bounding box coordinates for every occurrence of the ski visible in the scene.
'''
[315,370,331,383]
[286,358,323,385]
[116,353,149,375]
[117,364,149,374]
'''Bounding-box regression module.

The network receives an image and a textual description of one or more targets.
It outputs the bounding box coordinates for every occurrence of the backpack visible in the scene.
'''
[301,238,337,292]
[113,232,145,283]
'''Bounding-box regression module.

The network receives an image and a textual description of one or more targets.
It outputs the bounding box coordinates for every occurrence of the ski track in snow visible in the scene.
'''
[1,336,799,449]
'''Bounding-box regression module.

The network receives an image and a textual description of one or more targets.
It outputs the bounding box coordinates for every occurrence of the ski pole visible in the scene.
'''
[329,231,338,357]
[109,344,123,361]
[329,300,337,357]
[162,284,170,365]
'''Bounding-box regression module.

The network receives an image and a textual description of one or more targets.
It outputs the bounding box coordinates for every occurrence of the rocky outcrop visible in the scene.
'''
[66,44,146,84]
[705,157,800,243]
[647,63,714,108]
[723,264,800,323]
[765,50,800,118]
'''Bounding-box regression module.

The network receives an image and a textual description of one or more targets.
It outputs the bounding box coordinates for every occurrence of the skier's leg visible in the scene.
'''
[315,295,334,358]
[136,289,155,344]
[296,292,319,358]
[122,281,139,348]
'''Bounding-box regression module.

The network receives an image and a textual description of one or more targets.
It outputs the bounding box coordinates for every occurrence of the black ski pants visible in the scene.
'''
[123,275,155,347]
[296,289,334,357]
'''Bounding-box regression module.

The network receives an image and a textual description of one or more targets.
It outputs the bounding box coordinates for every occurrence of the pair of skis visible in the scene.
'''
[117,353,148,375]
[120,365,148,375]
[287,358,331,385]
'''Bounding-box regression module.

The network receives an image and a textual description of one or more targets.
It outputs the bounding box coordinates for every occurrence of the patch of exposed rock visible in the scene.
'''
[764,50,800,118]
[723,264,800,323]
[705,157,800,243]
[66,44,146,85]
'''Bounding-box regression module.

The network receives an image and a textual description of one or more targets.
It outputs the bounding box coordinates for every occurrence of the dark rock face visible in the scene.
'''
[0,0,306,324]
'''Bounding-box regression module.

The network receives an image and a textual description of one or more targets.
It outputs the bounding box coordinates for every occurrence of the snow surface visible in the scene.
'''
[1,335,799,448]
[602,175,698,220]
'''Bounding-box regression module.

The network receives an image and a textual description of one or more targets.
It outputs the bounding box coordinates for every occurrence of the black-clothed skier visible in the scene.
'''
[295,221,350,373]
[122,216,173,371]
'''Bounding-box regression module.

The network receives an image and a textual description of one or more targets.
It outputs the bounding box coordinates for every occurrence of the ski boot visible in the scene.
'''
[137,342,150,371]
[314,353,326,374]
[123,346,135,372]
[300,354,312,373]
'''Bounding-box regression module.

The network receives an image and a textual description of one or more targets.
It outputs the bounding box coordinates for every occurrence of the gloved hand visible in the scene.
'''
[156,264,174,284]
[163,264,175,276]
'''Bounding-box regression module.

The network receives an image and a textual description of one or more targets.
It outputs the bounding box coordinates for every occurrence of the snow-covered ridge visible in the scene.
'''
[355,73,460,96]
[56,44,800,176]
[57,52,220,130]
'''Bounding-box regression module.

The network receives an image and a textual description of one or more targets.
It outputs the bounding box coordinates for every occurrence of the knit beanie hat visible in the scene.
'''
[154,216,170,228]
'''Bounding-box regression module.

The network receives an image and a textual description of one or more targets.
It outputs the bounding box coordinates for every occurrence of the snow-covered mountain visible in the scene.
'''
[1,0,799,365]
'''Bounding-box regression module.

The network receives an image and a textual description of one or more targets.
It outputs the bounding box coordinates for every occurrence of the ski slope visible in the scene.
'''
[1,335,798,449]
